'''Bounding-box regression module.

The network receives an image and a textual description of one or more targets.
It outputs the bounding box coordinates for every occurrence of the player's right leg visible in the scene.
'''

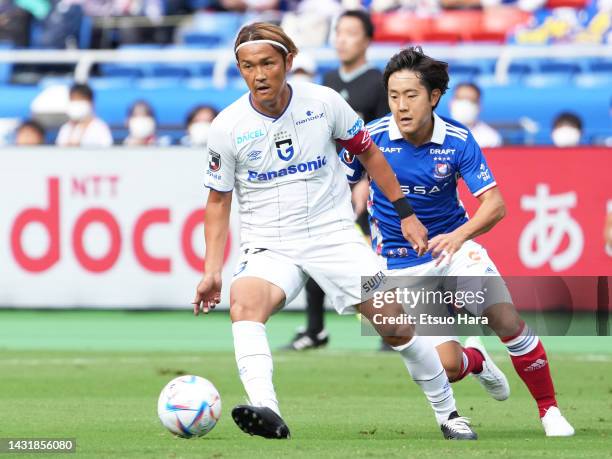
[229,248,307,439]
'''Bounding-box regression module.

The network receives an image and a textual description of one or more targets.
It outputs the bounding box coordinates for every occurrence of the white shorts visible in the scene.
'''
[385,240,513,346]
[232,228,384,315]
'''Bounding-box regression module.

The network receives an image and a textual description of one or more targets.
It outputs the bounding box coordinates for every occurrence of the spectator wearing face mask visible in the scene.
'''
[123,100,160,146]
[15,120,45,145]
[551,112,582,147]
[449,82,502,148]
[181,105,218,148]
[56,83,113,147]
[288,52,317,84]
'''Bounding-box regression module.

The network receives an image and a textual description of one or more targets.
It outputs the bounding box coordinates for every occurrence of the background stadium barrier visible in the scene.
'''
[1,146,610,310]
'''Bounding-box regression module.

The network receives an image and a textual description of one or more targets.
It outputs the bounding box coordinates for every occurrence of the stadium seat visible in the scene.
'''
[545,0,588,7]
[523,73,575,87]
[0,42,13,84]
[574,73,612,88]
[482,7,532,35]
[448,62,482,81]
[151,66,192,78]
[181,12,243,46]
[431,11,482,42]
[99,44,163,78]
[589,59,612,73]
[88,77,135,90]
[372,13,433,43]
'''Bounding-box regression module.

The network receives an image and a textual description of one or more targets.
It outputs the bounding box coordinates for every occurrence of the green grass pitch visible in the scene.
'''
[0,310,610,458]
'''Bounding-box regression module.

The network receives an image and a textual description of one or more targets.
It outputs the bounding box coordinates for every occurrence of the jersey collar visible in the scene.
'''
[248,83,294,122]
[388,112,446,145]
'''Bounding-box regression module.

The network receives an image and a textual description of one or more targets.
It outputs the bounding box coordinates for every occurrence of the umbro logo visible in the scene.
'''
[524,359,547,372]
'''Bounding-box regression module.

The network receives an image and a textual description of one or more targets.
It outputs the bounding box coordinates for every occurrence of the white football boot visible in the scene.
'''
[465,336,510,401]
[541,406,575,437]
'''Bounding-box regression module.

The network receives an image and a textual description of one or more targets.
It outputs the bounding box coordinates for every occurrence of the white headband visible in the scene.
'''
[235,39,289,55]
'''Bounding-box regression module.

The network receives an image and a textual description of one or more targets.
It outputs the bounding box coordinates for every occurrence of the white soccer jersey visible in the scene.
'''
[205,81,367,246]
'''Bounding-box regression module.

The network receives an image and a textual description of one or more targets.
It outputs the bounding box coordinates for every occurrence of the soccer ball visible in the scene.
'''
[157,375,222,438]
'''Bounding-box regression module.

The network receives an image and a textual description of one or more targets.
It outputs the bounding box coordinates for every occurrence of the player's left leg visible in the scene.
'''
[448,240,574,436]
[484,303,574,436]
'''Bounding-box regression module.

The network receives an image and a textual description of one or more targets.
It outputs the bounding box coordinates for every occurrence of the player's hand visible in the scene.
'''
[428,231,467,266]
[401,214,428,256]
[192,272,222,316]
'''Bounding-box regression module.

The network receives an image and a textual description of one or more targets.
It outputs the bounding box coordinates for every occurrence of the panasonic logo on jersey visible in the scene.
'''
[248,156,328,181]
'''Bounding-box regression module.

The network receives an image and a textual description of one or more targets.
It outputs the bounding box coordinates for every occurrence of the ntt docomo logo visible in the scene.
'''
[10,177,231,273]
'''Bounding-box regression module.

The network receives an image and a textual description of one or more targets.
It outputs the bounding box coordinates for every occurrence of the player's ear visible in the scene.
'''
[285,53,294,74]
[430,88,442,108]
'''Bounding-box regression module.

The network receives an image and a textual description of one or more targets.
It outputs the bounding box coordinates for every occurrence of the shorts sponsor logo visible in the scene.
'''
[296,110,325,125]
[468,251,481,262]
[347,119,364,137]
[236,129,264,145]
[247,156,327,181]
[362,270,386,293]
[209,150,221,172]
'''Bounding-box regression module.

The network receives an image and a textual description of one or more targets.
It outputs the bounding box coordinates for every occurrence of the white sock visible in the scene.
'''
[232,321,281,416]
[392,336,456,425]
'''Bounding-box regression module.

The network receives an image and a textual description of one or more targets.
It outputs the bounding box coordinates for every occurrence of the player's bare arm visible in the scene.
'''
[193,190,232,315]
[429,187,505,265]
[358,142,428,256]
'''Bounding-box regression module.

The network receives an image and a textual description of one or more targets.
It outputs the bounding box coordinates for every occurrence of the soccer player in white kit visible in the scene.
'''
[192,23,477,440]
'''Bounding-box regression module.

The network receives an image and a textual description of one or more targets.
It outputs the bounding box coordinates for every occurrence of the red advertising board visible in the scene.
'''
[459,147,612,276]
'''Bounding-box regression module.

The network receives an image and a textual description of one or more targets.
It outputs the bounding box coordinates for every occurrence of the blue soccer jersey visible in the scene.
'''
[341,112,497,269]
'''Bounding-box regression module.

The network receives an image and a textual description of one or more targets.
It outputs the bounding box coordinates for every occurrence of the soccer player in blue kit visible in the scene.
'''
[341,47,575,437]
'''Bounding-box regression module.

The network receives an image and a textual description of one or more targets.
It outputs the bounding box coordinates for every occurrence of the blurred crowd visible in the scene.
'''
[5,8,597,148]
[0,0,609,49]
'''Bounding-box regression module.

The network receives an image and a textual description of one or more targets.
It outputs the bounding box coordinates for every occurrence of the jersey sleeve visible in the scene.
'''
[204,118,235,192]
[338,148,365,184]
[326,88,372,155]
[458,133,497,197]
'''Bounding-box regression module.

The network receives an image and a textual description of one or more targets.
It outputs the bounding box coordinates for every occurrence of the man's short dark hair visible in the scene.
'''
[383,47,449,109]
[338,10,374,39]
[69,83,94,101]
[17,119,45,138]
[454,82,481,100]
[553,112,582,131]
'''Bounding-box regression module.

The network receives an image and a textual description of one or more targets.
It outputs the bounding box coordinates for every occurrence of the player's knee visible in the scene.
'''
[442,358,463,382]
[229,299,262,323]
[485,303,523,338]
[382,335,411,348]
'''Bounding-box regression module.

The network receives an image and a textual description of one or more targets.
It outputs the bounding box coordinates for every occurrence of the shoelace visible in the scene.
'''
[445,416,473,434]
